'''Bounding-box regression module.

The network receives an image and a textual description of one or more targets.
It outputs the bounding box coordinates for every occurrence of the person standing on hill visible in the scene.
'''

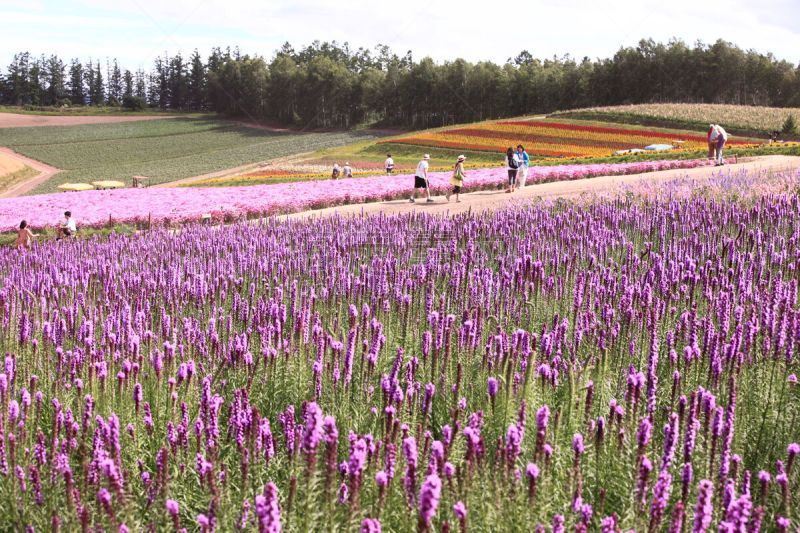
[713,124,728,166]
[410,154,433,203]
[516,144,530,187]
[385,154,395,175]
[446,155,466,203]
[505,147,520,193]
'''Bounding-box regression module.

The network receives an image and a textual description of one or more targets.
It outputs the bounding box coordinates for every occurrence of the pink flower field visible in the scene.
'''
[0,159,716,230]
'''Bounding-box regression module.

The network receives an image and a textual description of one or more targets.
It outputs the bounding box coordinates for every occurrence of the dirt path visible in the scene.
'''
[0,113,175,128]
[0,147,61,198]
[284,155,800,220]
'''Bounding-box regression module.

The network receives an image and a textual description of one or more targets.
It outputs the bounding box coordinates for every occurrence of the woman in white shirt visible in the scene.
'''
[385,154,394,175]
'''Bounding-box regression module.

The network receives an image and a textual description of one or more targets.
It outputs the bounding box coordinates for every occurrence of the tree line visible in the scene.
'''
[1,39,799,129]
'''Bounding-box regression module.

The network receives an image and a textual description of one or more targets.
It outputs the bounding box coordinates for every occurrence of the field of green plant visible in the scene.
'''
[554,103,800,137]
[0,118,383,193]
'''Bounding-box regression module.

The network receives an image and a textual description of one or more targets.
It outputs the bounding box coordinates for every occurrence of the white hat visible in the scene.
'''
[423,154,430,160]
[457,154,466,161]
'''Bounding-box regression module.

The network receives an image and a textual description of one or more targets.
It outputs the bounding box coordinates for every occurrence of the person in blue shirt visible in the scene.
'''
[516,145,530,187]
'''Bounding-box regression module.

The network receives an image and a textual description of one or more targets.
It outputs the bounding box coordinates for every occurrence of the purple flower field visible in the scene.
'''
[0,167,798,531]
[0,159,715,231]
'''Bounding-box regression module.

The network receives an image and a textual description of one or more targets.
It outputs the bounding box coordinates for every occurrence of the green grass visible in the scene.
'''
[0,222,138,247]
[0,117,385,193]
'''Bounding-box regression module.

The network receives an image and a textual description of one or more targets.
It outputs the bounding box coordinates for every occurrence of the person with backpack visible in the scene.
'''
[505,147,520,193]
[445,155,466,203]
[410,154,433,203]
[516,144,530,187]
[385,154,395,175]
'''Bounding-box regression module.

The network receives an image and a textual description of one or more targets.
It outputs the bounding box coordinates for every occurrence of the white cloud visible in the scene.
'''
[1,0,798,68]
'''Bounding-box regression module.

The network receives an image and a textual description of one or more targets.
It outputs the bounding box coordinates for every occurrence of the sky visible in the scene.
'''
[2,0,800,69]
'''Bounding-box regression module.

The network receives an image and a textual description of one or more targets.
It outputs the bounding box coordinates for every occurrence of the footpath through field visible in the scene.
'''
[0,147,60,198]
[283,155,800,220]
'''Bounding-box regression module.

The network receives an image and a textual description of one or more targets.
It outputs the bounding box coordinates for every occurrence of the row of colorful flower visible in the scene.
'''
[0,159,720,231]
[385,120,753,157]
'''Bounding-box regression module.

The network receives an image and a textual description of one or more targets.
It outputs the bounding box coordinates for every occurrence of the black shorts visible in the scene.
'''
[414,176,428,188]
[507,169,518,184]
[452,185,462,193]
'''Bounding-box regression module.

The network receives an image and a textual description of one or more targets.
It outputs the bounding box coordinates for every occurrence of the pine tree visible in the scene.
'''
[28,56,43,105]
[45,55,66,106]
[188,49,206,110]
[123,69,134,99]
[7,52,31,105]
[68,59,85,105]
[782,113,797,135]
[87,60,104,105]
[107,59,123,105]
[168,52,188,109]
[134,69,147,99]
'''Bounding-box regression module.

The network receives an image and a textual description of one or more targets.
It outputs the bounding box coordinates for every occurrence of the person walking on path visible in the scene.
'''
[410,154,433,203]
[505,147,521,193]
[713,125,728,165]
[15,220,37,250]
[446,155,467,203]
[342,162,353,178]
[385,154,395,175]
[516,145,530,187]
[707,124,717,160]
[58,211,77,239]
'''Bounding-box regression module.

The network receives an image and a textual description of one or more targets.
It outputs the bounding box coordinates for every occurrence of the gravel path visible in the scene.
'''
[284,155,800,220]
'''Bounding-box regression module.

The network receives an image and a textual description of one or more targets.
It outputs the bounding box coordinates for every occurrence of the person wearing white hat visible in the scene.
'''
[342,161,353,178]
[446,155,466,203]
[410,154,433,203]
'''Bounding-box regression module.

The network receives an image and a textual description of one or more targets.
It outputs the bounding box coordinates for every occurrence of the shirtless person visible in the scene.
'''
[15,220,37,250]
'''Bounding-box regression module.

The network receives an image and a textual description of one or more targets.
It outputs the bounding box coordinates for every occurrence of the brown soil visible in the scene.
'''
[0,113,175,128]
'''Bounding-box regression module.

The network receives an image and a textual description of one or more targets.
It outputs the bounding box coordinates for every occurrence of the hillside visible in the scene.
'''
[0,115,384,194]
[182,108,774,188]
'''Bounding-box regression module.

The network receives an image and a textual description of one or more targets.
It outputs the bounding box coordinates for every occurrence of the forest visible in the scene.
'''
[2,39,799,129]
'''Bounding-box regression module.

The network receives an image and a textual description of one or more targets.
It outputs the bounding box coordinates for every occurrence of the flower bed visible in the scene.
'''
[0,175,798,530]
[385,120,753,157]
[0,159,717,231]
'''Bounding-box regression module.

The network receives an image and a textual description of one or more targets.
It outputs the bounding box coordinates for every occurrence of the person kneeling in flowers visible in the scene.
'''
[446,155,466,203]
